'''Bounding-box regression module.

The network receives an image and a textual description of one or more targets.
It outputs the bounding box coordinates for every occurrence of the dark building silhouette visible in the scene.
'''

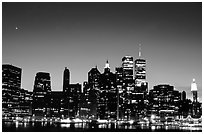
[32,72,51,117]
[67,83,82,119]
[181,91,186,101]
[62,67,70,118]
[2,64,22,117]
[63,67,70,92]
[98,60,117,120]
[79,81,90,119]
[115,67,124,120]
[87,66,101,119]
[48,91,64,118]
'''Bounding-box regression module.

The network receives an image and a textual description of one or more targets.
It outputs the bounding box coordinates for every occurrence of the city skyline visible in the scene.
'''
[2,2,202,101]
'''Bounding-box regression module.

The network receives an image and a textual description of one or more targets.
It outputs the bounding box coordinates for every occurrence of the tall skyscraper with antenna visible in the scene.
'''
[135,44,147,88]
[133,44,148,119]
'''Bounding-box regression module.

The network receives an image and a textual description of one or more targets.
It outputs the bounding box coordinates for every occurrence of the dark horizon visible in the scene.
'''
[2,2,202,101]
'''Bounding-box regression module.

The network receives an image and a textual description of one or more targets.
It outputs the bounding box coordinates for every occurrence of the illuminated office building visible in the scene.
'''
[148,85,181,118]
[2,64,22,117]
[133,45,148,119]
[122,56,134,120]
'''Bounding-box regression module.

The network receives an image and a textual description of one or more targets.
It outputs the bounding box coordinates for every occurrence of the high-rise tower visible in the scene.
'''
[88,66,101,89]
[191,78,198,103]
[122,56,134,86]
[32,72,51,116]
[190,78,201,118]
[132,44,148,119]
[98,60,117,119]
[2,64,22,117]
[87,66,101,118]
[135,44,147,88]
[122,56,134,120]
[63,67,70,93]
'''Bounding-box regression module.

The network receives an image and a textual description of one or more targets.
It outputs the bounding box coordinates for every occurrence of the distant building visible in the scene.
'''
[32,72,51,117]
[63,67,70,92]
[62,67,70,118]
[181,91,186,101]
[2,64,22,117]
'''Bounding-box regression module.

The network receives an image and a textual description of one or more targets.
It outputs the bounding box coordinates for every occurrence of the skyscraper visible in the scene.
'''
[98,60,116,119]
[68,83,82,119]
[191,78,200,117]
[63,67,70,93]
[135,44,147,92]
[122,56,134,87]
[2,64,22,117]
[115,67,124,120]
[122,56,134,120]
[32,72,51,117]
[88,66,101,89]
[87,66,101,119]
[2,64,21,88]
[133,45,148,119]
[191,78,198,103]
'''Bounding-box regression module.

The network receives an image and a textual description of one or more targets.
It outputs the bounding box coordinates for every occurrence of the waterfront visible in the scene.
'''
[2,120,202,132]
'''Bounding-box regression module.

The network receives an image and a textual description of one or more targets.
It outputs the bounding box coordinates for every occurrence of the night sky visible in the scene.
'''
[2,2,202,101]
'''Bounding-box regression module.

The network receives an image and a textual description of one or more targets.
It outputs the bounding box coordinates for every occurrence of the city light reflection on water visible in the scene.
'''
[2,121,202,132]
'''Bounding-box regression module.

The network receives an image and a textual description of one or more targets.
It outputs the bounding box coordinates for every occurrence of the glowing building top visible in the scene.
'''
[105,60,110,69]
[191,78,198,91]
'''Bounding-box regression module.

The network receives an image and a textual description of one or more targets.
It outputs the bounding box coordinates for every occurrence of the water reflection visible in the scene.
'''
[2,121,202,132]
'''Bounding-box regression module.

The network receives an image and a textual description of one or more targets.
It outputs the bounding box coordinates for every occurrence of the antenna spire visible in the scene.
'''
[139,44,142,58]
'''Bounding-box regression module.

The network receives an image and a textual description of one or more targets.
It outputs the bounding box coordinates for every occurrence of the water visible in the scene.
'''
[2,121,202,132]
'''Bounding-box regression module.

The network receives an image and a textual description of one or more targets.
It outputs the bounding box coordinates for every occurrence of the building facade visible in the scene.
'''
[98,61,117,120]
[122,56,134,120]
[32,72,51,117]
[2,64,22,117]
[148,85,181,120]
